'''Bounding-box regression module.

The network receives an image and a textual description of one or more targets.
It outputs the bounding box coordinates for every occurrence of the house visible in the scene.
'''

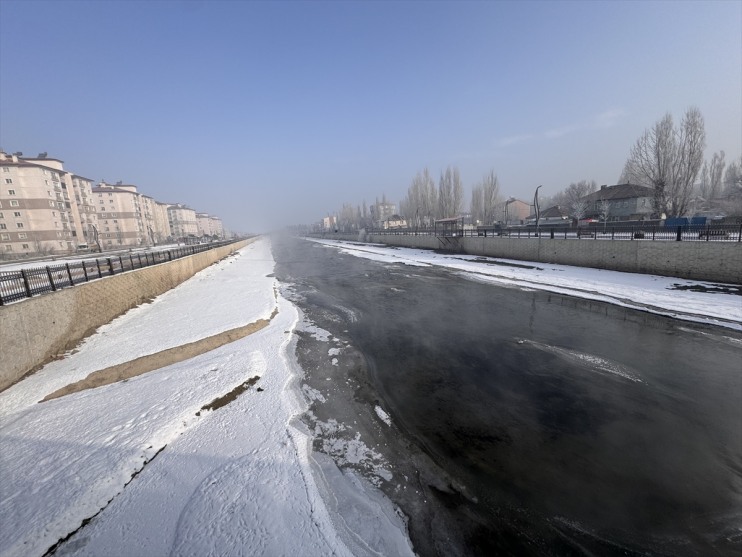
[525,205,570,226]
[383,214,407,229]
[581,184,654,222]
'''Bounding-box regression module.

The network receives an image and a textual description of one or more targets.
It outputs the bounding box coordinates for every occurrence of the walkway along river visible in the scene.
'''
[273,235,742,557]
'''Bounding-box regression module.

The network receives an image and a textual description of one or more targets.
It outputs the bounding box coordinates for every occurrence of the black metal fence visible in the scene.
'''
[0,240,240,306]
[361,223,742,242]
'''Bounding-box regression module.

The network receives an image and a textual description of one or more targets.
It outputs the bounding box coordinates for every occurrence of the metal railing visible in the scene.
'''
[0,240,240,306]
[359,223,742,242]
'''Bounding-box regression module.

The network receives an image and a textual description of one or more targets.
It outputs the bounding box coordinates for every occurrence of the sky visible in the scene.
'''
[1,0,740,232]
[2,237,739,555]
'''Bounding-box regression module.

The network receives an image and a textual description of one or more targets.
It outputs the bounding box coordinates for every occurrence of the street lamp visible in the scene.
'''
[534,185,543,236]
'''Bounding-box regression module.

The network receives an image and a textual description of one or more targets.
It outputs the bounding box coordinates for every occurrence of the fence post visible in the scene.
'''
[46,267,57,291]
[65,263,74,286]
[676,226,682,241]
[138,253,143,267]
[611,228,615,240]
[550,228,554,239]
[739,223,742,242]
[21,269,32,298]
[107,258,115,275]
[129,254,135,269]
[82,262,89,282]
[167,250,172,261]
[119,256,124,270]
[96,259,103,278]
[705,225,710,242]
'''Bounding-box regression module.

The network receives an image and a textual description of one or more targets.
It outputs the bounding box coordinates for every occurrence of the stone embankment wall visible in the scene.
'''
[0,239,253,392]
[319,232,741,284]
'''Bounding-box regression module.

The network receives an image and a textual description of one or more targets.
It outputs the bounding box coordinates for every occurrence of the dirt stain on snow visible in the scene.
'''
[196,375,260,415]
[40,309,278,402]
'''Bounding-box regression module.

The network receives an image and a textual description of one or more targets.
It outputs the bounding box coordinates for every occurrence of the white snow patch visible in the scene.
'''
[375,406,392,427]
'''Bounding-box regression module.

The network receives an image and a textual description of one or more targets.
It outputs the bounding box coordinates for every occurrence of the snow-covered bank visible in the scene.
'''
[0,238,412,557]
[308,238,742,331]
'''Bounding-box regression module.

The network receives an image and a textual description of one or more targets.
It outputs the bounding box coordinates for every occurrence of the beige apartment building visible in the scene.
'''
[93,182,148,248]
[196,213,224,239]
[1,150,224,256]
[167,204,198,240]
[0,151,98,257]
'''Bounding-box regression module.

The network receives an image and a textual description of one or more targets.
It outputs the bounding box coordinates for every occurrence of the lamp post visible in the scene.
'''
[534,185,543,236]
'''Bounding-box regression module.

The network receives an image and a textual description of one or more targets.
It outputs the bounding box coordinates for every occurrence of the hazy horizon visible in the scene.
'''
[1,0,740,233]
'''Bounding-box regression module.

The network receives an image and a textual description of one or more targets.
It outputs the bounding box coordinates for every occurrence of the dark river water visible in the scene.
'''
[272,235,742,557]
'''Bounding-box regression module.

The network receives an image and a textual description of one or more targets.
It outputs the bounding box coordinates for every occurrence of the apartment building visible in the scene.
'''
[196,213,224,239]
[167,204,198,240]
[92,182,149,248]
[151,199,172,244]
[0,151,98,256]
[1,150,225,256]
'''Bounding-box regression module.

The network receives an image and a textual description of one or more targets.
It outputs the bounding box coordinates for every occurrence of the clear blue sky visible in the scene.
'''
[1,0,740,232]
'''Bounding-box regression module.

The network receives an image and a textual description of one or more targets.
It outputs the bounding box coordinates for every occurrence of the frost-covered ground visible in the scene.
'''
[1,236,739,557]
[0,238,412,557]
[308,238,742,331]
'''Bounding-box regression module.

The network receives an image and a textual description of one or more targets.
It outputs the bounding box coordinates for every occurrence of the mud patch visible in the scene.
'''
[196,375,260,415]
[40,308,278,402]
[670,283,742,296]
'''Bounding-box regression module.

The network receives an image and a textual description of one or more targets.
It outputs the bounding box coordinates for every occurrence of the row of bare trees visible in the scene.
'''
[325,107,739,231]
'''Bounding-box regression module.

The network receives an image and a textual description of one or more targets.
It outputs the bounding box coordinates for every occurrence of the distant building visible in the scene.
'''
[93,182,152,248]
[196,213,224,239]
[167,204,199,240]
[322,215,337,231]
[0,151,98,256]
[370,201,396,228]
[383,214,407,229]
[581,184,654,221]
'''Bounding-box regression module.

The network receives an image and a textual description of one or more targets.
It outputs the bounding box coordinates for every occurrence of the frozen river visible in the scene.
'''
[274,235,742,556]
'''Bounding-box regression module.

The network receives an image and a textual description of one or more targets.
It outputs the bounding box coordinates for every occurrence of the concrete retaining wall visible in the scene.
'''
[320,233,741,284]
[0,239,253,391]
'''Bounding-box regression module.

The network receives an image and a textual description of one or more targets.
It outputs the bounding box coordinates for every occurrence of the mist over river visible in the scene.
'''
[273,235,742,557]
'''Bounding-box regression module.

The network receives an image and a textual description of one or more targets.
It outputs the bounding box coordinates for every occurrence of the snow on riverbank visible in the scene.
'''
[309,238,742,331]
[0,237,413,557]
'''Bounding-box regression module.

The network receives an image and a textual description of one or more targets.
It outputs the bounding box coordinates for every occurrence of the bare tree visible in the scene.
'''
[598,199,611,231]
[470,185,484,225]
[570,199,588,223]
[724,156,742,194]
[481,170,500,225]
[438,167,454,218]
[549,180,596,212]
[622,107,706,217]
[707,151,726,200]
[452,167,464,217]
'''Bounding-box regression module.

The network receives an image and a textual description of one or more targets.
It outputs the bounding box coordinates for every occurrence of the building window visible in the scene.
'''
[13,212,21,217]
[22,244,29,249]
[2,167,9,173]
[100,200,104,204]
[8,189,15,195]
[5,179,12,184]
[10,200,19,207]
[0,224,5,230]
[16,223,24,228]
[0,212,3,218]
[57,232,62,237]
[1,234,9,241]
[100,213,106,218]
[18,232,26,239]
[4,245,11,251]
[49,200,55,207]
